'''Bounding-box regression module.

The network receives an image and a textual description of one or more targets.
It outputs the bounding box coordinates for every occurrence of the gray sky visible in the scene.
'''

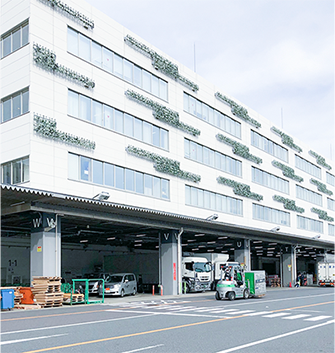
[85,0,334,162]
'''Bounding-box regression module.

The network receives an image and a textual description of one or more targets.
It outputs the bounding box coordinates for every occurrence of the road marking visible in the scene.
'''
[215,320,335,353]
[262,313,291,318]
[304,315,332,321]
[1,313,157,336]
[245,311,271,316]
[224,310,255,315]
[121,344,164,353]
[282,314,311,320]
[21,303,335,353]
[110,309,225,318]
[1,334,67,345]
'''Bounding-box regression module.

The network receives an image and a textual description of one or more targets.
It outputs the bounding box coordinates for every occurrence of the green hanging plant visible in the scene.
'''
[216,134,262,164]
[311,208,334,222]
[215,92,261,128]
[272,161,303,182]
[217,176,263,201]
[273,195,304,213]
[126,145,201,182]
[34,113,96,149]
[310,179,333,196]
[33,43,95,88]
[309,151,332,170]
[124,35,198,92]
[125,90,200,136]
[271,127,302,153]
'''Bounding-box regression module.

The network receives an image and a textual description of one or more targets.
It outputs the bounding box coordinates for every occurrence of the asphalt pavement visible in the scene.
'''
[1,286,334,353]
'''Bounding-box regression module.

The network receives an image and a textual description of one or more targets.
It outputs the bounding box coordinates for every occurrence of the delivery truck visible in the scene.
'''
[318,262,335,286]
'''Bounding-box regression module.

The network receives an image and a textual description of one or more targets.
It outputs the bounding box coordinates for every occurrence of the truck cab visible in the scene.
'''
[182,256,212,292]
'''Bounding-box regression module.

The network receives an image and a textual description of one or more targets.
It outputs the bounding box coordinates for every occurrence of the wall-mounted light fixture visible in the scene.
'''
[93,191,110,201]
[206,214,218,221]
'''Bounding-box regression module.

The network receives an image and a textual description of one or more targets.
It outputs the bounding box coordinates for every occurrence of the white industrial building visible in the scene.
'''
[1,0,334,294]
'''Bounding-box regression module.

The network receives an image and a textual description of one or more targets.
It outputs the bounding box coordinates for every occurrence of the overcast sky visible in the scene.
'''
[85,0,334,162]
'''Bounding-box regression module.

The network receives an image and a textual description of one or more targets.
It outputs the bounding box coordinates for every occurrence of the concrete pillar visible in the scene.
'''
[30,213,61,281]
[281,245,296,287]
[234,239,251,271]
[159,230,178,295]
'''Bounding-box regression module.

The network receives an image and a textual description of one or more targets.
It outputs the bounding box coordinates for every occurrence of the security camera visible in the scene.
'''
[271,226,280,232]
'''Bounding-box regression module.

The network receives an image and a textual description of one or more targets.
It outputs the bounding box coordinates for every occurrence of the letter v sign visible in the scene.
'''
[163,233,170,241]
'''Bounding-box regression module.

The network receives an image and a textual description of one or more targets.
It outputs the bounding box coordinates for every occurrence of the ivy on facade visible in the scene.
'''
[216,134,262,164]
[309,150,332,170]
[311,208,334,222]
[125,90,200,136]
[126,145,201,183]
[273,195,304,213]
[272,161,303,182]
[124,35,198,92]
[271,126,302,153]
[217,177,263,201]
[310,179,333,196]
[33,43,95,88]
[34,114,96,150]
[40,0,94,29]
[215,92,261,128]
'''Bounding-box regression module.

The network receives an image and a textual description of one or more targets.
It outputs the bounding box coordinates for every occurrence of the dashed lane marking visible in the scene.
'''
[304,315,332,321]
[282,314,311,320]
[262,313,291,318]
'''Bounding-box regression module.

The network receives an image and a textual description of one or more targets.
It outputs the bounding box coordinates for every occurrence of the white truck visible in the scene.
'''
[317,262,335,287]
[182,256,212,292]
[201,253,237,290]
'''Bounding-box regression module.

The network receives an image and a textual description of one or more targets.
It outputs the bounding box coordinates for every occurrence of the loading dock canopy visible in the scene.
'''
[1,184,334,256]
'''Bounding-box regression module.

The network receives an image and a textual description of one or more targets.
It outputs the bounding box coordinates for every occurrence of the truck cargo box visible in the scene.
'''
[245,271,266,296]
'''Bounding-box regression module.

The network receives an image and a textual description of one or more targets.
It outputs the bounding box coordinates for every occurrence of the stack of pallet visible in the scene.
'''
[31,277,64,308]
[63,292,85,304]
[14,288,23,305]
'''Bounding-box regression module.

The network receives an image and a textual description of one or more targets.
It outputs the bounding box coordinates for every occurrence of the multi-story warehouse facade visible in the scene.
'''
[1,0,334,294]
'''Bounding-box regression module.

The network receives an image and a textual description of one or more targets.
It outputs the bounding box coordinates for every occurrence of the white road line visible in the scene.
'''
[262,313,291,318]
[121,344,164,353]
[216,320,335,353]
[176,307,211,312]
[224,310,255,315]
[245,311,271,316]
[304,315,333,321]
[1,333,67,345]
[282,314,311,320]
[1,313,158,336]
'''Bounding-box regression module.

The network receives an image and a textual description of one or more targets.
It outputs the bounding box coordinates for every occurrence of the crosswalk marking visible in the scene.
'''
[245,311,271,316]
[282,314,311,320]
[263,313,291,318]
[304,315,332,322]
[224,310,255,315]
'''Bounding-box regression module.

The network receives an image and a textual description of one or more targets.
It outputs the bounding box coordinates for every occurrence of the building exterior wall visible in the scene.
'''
[1,0,334,244]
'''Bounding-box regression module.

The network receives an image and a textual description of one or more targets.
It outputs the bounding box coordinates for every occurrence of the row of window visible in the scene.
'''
[1,156,29,184]
[297,215,323,233]
[183,93,241,139]
[1,20,29,58]
[329,224,335,236]
[326,172,335,186]
[185,185,243,216]
[296,185,322,206]
[252,203,290,226]
[68,153,169,200]
[68,27,168,101]
[251,130,288,162]
[184,139,242,177]
[68,90,169,150]
[252,166,289,194]
[1,88,29,123]
[328,198,334,211]
[295,155,321,179]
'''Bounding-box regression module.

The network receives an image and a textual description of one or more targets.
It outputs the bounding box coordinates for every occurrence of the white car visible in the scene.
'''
[99,273,137,297]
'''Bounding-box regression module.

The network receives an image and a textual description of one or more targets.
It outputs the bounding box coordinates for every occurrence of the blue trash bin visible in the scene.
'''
[1,289,15,310]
